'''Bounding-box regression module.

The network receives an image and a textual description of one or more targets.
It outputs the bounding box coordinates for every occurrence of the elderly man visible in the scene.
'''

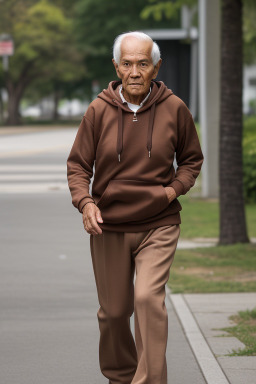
[67,31,203,384]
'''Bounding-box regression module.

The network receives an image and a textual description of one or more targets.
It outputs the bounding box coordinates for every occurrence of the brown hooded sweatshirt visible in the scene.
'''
[67,80,204,232]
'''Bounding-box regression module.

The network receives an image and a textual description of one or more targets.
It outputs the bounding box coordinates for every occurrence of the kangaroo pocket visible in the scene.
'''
[96,179,179,224]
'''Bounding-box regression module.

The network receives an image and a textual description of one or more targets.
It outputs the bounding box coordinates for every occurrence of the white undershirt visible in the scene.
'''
[119,85,151,113]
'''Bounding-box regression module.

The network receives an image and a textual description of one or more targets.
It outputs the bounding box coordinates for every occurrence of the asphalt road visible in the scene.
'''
[0,128,206,384]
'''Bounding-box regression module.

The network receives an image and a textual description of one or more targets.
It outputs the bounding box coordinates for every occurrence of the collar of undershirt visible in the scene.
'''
[119,85,151,110]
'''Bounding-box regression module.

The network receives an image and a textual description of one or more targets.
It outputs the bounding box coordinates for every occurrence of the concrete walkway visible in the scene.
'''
[169,292,256,384]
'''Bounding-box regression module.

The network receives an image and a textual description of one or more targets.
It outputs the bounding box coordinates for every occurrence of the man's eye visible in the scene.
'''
[141,63,147,67]
[123,62,129,66]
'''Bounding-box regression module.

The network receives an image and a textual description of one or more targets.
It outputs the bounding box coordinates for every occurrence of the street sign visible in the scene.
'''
[0,34,14,56]
[0,41,14,56]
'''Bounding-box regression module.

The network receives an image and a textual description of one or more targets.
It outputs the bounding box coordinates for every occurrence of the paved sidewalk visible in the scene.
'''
[169,292,256,384]
[0,127,76,159]
[0,124,77,136]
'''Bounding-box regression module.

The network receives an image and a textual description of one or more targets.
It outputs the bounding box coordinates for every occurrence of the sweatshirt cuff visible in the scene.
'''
[167,180,185,198]
[78,196,95,213]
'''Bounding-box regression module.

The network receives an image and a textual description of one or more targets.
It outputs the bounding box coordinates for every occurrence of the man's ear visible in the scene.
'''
[112,59,122,79]
[152,59,162,79]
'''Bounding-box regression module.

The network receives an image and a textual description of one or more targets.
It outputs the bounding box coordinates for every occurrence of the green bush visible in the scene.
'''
[249,99,256,115]
[243,116,256,203]
[243,154,256,203]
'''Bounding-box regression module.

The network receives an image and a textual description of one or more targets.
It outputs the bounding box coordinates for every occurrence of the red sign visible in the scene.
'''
[0,41,14,56]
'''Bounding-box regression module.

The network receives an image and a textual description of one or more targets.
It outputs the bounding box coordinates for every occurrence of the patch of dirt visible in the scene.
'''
[177,267,215,276]
[233,273,256,282]
[246,319,256,327]
[231,316,256,328]
[176,267,256,282]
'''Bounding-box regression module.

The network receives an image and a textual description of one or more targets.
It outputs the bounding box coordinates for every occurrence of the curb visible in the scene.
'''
[166,287,230,384]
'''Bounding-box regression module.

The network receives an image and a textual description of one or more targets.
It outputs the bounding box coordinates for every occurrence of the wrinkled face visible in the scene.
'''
[112,37,161,104]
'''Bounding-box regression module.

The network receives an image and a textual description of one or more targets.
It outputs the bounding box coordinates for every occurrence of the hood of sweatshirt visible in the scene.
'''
[97,80,173,162]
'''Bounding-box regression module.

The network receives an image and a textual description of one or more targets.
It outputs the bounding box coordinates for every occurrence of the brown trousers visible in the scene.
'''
[90,224,180,384]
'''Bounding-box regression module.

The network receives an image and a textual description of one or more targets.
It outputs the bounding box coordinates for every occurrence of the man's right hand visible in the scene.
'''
[82,202,103,235]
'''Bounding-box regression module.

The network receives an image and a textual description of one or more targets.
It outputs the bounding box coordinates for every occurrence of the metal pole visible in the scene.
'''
[2,55,8,71]
[199,0,220,198]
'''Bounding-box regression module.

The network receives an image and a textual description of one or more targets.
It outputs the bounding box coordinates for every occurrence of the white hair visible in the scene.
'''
[113,31,161,67]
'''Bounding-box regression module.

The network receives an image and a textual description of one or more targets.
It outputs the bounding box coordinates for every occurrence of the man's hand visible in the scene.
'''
[164,186,177,203]
[82,202,103,235]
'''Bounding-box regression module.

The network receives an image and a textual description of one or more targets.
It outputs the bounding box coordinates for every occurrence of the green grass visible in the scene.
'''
[178,195,256,239]
[220,308,256,356]
[168,243,256,293]
[243,115,256,155]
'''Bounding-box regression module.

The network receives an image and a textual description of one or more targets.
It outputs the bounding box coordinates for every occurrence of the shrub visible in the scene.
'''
[243,116,256,203]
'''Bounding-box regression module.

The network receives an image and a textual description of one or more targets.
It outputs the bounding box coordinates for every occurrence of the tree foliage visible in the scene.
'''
[142,0,256,63]
[141,0,196,22]
[73,0,177,90]
[10,0,76,77]
[243,0,256,64]
[0,0,84,124]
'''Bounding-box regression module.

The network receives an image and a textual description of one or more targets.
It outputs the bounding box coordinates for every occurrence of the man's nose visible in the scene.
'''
[130,65,140,77]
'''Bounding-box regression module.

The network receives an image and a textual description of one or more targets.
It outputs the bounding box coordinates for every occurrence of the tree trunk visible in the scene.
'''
[219,0,249,244]
[52,89,61,121]
[7,90,22,125]
[5,60,37,126]
[6,76,24,126]
[0,91,3,125]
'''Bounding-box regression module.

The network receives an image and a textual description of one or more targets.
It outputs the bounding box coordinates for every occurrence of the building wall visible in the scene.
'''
[156,40,191,108]
[243,65,256,114]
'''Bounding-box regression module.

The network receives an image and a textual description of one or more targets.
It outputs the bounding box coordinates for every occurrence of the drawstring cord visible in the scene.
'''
[147,103,155,158]
[117,105,123,162]
[116,102,156,162]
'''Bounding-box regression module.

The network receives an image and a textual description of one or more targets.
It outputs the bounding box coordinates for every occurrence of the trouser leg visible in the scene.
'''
[90,231,137,384]
[131,225,180,384]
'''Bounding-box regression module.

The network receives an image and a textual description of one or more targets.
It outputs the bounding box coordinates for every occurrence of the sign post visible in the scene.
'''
[0,34,14,123]
[0,34,14,71]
